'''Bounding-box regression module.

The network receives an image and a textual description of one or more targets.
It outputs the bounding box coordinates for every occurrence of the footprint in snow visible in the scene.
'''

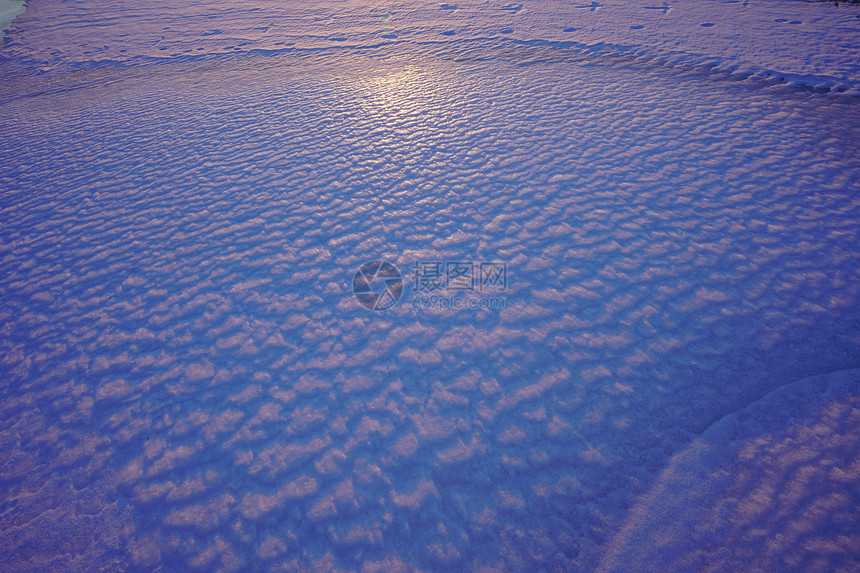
[576,1,602,11]
[644,3,671,15]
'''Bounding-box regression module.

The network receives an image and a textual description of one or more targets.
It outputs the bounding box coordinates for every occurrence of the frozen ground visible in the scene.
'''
[1,1,859,572]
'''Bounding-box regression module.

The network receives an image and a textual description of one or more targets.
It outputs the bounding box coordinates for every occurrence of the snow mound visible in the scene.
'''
[602,368,860,573]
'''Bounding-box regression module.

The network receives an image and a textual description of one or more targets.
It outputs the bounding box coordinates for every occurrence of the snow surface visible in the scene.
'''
[601,368,860,572]
[0,0,24,44]
[2,0,860,92]
[0,0,859,572]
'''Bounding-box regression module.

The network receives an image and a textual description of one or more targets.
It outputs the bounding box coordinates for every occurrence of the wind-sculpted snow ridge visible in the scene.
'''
[601,368,860,573]
[1,42,859,570]
[1,0,859,94]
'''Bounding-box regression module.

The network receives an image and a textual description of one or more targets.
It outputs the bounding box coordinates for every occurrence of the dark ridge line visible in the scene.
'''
[503,37,858,97]
[690,364,860,443]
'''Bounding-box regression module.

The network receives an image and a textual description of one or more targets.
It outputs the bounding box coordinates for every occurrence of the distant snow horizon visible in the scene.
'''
[1,0,859,94]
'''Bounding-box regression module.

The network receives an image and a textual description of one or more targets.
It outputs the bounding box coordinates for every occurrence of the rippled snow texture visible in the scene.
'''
[1,9,860,573]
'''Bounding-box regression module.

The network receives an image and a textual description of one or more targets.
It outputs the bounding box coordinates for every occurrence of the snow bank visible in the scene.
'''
[601,368,860,572]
